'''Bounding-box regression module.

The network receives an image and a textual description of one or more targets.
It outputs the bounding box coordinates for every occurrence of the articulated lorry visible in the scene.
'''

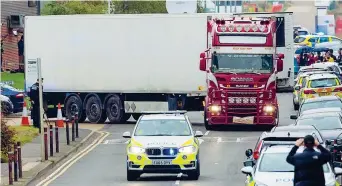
[24,13,293,125]
[200,14,286,130]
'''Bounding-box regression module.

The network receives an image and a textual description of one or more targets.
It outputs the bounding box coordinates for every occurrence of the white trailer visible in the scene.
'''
[24,14,208,123]
[233,12,295,90]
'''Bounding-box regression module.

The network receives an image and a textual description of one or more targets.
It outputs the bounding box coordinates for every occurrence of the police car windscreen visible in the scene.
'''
[258,153,329,172]
[310,78,338,88]
[300,100,342,113]
[294,37,306,43]
[296,116,341,130]
[134,119,191,136]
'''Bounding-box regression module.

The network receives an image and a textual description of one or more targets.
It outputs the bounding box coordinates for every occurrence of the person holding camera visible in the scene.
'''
[286,135,332,186]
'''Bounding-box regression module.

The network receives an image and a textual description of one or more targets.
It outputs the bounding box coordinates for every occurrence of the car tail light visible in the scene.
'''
[333,87,342,92]
[253,140,263,160]
[303,89,315,94]
[16,93,24,98]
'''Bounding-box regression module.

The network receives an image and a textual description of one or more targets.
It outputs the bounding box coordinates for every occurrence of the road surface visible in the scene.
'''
[32,93,295,186]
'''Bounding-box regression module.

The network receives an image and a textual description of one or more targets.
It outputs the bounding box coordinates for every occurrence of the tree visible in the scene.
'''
[41,1,107,15]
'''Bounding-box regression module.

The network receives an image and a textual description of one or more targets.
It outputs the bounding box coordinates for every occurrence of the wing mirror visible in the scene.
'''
[122,131,131,138]
[294,85,302,90]
[241,166,253,175]
[290,114,298,120]
[333,161,342,168]
[277,58,284,72]
[199,52,206,71]
[243,159,254,167]
[194,131,203,137]
[245,149,253,158]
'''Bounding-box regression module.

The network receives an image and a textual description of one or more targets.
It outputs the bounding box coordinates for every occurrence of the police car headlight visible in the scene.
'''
[128,146,145,154]
[179,145,197,154]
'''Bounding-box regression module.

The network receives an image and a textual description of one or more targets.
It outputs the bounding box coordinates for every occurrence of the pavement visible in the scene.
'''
[27,93,301,186]
[0,118,105,186]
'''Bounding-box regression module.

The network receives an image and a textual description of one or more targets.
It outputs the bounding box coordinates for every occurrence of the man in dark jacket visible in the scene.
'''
[17,35,24,72]
[286,135,331,186]
[337,48,342,64]
[29,78,43,133]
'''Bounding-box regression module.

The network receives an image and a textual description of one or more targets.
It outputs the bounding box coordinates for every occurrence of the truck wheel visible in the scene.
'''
[85,96,107,123]
[204,110,213,130]
[65,95,86,122]
[105,94,125,123]
[132,114,141,121]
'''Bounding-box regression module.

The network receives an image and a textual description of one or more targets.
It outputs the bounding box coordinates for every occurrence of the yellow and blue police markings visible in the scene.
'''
[126,137,199,169]
[301,79,342,101]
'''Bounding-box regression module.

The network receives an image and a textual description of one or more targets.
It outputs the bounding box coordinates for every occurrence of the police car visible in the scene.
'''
[241,145,342,186]
[298,73,342,104]
[122,111,203,181]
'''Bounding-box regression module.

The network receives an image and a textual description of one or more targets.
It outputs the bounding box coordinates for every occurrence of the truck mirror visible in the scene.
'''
[200,52,206,59]
[277,59,283,72]
[199,59,206,71]
[277,53,284,59]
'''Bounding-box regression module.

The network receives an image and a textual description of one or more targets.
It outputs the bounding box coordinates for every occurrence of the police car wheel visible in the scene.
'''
[127,168,140,181]
[187,160,200,180]
[293,102,299,110]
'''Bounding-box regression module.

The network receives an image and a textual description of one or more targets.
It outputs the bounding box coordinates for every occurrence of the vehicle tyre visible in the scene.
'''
[106,94,126,123]
[1,101,13,115]
[132,113,142,121]
[293,102,299,110]
[187,159,200,180]
[85,95,107,123]
[65,95,86,122]
[204,110,213,130]
[127,167,140,181]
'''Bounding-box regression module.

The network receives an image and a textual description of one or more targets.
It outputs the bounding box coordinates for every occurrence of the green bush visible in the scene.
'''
[1,118,16,163]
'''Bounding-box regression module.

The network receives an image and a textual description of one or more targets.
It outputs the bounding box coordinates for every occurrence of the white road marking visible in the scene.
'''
[204,131,210,136]
[103,140,109,144]
[124,140,130,144]
[236,138,241,142]
[36,131,110,186]
[217,137,222,143]
[175,173,183,185]
[198,139,204,145]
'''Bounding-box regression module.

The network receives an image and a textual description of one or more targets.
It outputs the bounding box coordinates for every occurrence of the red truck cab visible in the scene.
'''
[199,16,284,130]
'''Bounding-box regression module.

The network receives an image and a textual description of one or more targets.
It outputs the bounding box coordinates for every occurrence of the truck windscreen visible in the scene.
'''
[211,53,273,74]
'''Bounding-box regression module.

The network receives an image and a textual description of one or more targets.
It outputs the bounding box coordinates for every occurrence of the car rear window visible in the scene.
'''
[300,100,342,114]
[296,116,342,130]
[294,37,306,43]
[309,78,338,88]
[258,152,329,172]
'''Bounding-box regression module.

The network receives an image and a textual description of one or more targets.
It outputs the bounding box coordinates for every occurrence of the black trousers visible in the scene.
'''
[32,104,41,133]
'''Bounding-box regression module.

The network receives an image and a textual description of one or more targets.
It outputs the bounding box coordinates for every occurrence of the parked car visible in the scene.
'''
[0,82,24,113]
[1,95,14,115]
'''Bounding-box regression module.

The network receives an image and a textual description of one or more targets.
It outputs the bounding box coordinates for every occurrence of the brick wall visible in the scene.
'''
[1,1,38,71]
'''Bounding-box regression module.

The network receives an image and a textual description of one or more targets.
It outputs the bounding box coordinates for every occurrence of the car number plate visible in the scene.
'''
[233,116,254,124]
[152,160,172,165]
[318,92,330,96]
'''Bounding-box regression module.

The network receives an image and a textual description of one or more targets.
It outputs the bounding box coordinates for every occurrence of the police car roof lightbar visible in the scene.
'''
[307,71,336,75]
[140,110,187,114]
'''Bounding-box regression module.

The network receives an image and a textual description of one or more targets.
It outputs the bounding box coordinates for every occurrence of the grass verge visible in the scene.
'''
[1,126,39,162]
[1,72,25,90]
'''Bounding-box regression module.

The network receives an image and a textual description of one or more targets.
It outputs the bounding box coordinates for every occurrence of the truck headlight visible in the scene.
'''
[179,145,197,154]
[209,105,221,113]
[263,105,274,113]
[128,146,145,154]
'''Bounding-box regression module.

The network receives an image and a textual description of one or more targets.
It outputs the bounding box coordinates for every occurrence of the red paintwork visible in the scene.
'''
[203,16,279,127]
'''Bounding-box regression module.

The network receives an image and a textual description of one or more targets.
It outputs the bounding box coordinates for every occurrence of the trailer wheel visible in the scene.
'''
[132,114,141,121]
[65,95,86,122]
[106,94,125,123]
[85,96,107,123]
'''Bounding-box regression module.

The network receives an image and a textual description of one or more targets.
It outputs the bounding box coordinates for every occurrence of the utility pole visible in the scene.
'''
[37,0,41,15]
[37,58,45,162]
[107,0,111,14]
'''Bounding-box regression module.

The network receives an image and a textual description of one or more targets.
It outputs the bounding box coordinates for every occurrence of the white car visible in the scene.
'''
[241,145,342,186]
[122,111,203,181]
